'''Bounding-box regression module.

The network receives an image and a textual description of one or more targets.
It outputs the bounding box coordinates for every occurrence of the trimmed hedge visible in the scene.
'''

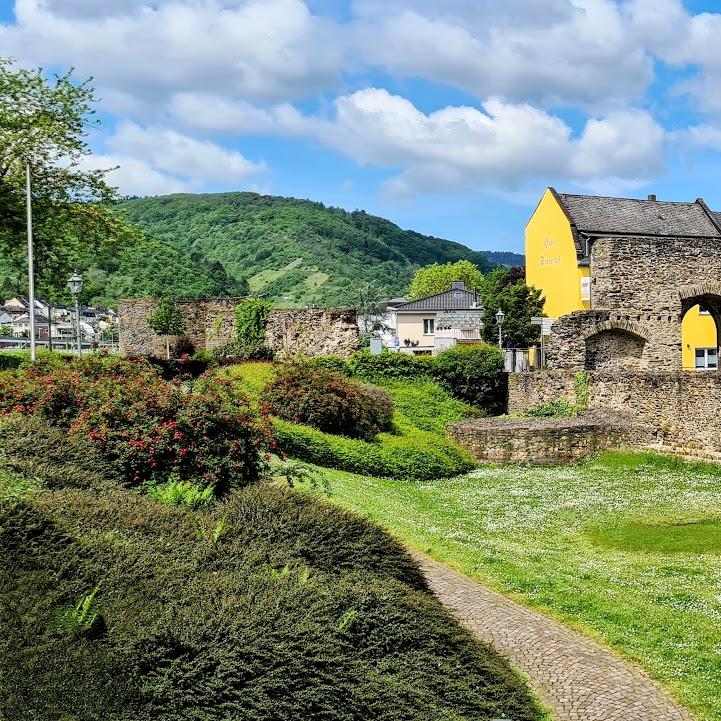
[262,365,394,441]
[303,354,352,376]
[272,418,475,480]
[433,344,507,415]
[0,475,544,720]
[348,349,434,380]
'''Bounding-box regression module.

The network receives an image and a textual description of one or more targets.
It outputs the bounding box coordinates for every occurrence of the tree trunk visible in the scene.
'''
[166,336,170,360]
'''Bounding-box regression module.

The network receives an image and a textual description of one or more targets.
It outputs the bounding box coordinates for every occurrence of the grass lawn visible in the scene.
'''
[317,452,721,721]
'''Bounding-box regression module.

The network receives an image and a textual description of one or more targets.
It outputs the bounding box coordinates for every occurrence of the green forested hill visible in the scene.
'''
[0,227,246,309]
[118,192,504,306]
[483,250,525,267]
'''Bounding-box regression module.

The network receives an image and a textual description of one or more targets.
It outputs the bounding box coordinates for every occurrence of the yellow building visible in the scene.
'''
[526,188,718,370]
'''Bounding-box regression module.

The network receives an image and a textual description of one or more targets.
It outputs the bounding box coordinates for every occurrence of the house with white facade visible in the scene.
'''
[388,281,485,355]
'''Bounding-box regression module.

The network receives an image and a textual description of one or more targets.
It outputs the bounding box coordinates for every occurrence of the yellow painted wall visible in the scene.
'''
[525,188,590,318]
[682,305,718,369]
[395,312,436,347]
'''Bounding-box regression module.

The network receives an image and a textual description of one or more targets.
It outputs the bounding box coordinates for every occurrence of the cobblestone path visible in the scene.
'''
[413,552,695,721]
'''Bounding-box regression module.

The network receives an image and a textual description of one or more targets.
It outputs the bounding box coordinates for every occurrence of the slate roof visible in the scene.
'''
[393,288,482,312]
[553,190,721,239]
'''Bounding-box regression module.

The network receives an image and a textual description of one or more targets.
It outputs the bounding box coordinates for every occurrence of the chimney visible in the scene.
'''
[647,194,657,201]
[451,280,465,290]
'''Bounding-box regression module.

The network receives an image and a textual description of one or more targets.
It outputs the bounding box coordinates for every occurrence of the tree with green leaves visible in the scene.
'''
[480,267,545,347]
[147,298,186,359]
[0,57,137,303]
[406,260,485,300]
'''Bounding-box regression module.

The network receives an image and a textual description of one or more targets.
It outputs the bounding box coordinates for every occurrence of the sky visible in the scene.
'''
[4,0,721,253]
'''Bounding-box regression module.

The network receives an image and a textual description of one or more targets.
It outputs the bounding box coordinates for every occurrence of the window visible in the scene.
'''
[695,347,718,370]
[423,318,435,335]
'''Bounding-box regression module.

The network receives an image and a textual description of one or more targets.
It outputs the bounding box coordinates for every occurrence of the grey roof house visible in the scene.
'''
[389,281,485,355]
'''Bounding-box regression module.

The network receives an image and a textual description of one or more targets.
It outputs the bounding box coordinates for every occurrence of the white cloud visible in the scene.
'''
[107,122,266,184]
[628,0,721,113]
[78,122,267,196]
[5,0,342,111]
[351,0,652,108]
[80,155,190,197]
[285,89,665,194]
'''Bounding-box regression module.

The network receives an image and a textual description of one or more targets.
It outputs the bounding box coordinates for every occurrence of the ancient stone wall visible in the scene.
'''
[546,236,721,371]
[508,370,721,460]
[118,298,359,358]
[447,416,636,465]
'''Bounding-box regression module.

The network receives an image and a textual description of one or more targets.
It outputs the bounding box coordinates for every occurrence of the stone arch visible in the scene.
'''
[678,284,721,370]
[582,321,648,371]
[679,282,721,303]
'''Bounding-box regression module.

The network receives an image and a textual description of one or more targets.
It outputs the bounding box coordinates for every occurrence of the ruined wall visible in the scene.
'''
[508,370,721,461]
[546,236,721,371]
[118,298,359,358]
[264,308,359,358]
[447,416,636,465]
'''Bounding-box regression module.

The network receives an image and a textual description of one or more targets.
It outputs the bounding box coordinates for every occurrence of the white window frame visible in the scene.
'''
[423,318,435,336]
[695,347,718,370]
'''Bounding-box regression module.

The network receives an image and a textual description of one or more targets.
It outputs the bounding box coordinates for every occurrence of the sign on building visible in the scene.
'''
[580,276,591,302]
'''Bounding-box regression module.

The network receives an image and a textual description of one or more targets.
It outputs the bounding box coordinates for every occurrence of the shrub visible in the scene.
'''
[524,397,576,418]
[0,415,120,491]
[347,349,434,380]
[271,419,474,480]
[433,344,507,414]
[0,355,270,492]
[303,354,352,376]
[0,352,26,370]
[0,483,544,721]
[262,365,394,441]
[375,379,481,435]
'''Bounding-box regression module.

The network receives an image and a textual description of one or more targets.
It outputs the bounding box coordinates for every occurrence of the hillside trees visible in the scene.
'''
[0,58,245,306]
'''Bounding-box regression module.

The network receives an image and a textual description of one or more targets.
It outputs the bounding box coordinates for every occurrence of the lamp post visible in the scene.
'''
[26,162,37,362]
[495,308,505,349]
[67,271,83,356]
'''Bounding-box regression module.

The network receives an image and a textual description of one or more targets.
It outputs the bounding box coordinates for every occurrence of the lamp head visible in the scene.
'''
[67,271,83,296]
[495,308,505,325]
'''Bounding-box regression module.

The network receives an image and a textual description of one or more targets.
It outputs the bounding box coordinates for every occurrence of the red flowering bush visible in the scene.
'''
[0,354,270,491]
[261,364,394,440]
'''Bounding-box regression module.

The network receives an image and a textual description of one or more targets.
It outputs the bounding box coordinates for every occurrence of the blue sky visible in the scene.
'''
[4,0,721,254]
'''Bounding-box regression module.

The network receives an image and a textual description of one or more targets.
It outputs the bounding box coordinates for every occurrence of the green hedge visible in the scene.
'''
[272,419,474,480]
[347,349,434,380]
[0,473,544,721]
[433,344,507,414]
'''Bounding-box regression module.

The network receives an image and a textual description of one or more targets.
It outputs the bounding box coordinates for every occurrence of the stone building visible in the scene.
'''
[526,188,721,371]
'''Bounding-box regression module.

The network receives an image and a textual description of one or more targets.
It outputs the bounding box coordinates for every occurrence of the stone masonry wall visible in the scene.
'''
[118,298,359,358]
[508,371,721,460]
[547,235,721,371]
[447,416,635,465]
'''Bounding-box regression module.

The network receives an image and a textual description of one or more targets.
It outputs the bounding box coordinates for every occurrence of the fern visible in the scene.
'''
[147,480,215,509]
[337,609,358,633]
[52,581,103,635]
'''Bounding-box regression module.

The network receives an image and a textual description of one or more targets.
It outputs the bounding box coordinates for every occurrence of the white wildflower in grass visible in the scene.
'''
[316,451,721,721]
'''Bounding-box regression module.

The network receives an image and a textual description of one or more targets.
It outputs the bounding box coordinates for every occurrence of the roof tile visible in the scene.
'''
[556,193,721,238]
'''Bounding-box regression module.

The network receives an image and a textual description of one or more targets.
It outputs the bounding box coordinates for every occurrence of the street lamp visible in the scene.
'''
[495,307,505,349]
[67,271,83,356]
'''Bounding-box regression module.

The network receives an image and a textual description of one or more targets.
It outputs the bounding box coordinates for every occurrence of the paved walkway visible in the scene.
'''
[413,552,695,721]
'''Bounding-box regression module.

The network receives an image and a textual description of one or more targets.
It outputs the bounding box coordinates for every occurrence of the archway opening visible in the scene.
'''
[585,329,646,370]
[681,297,721,371]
